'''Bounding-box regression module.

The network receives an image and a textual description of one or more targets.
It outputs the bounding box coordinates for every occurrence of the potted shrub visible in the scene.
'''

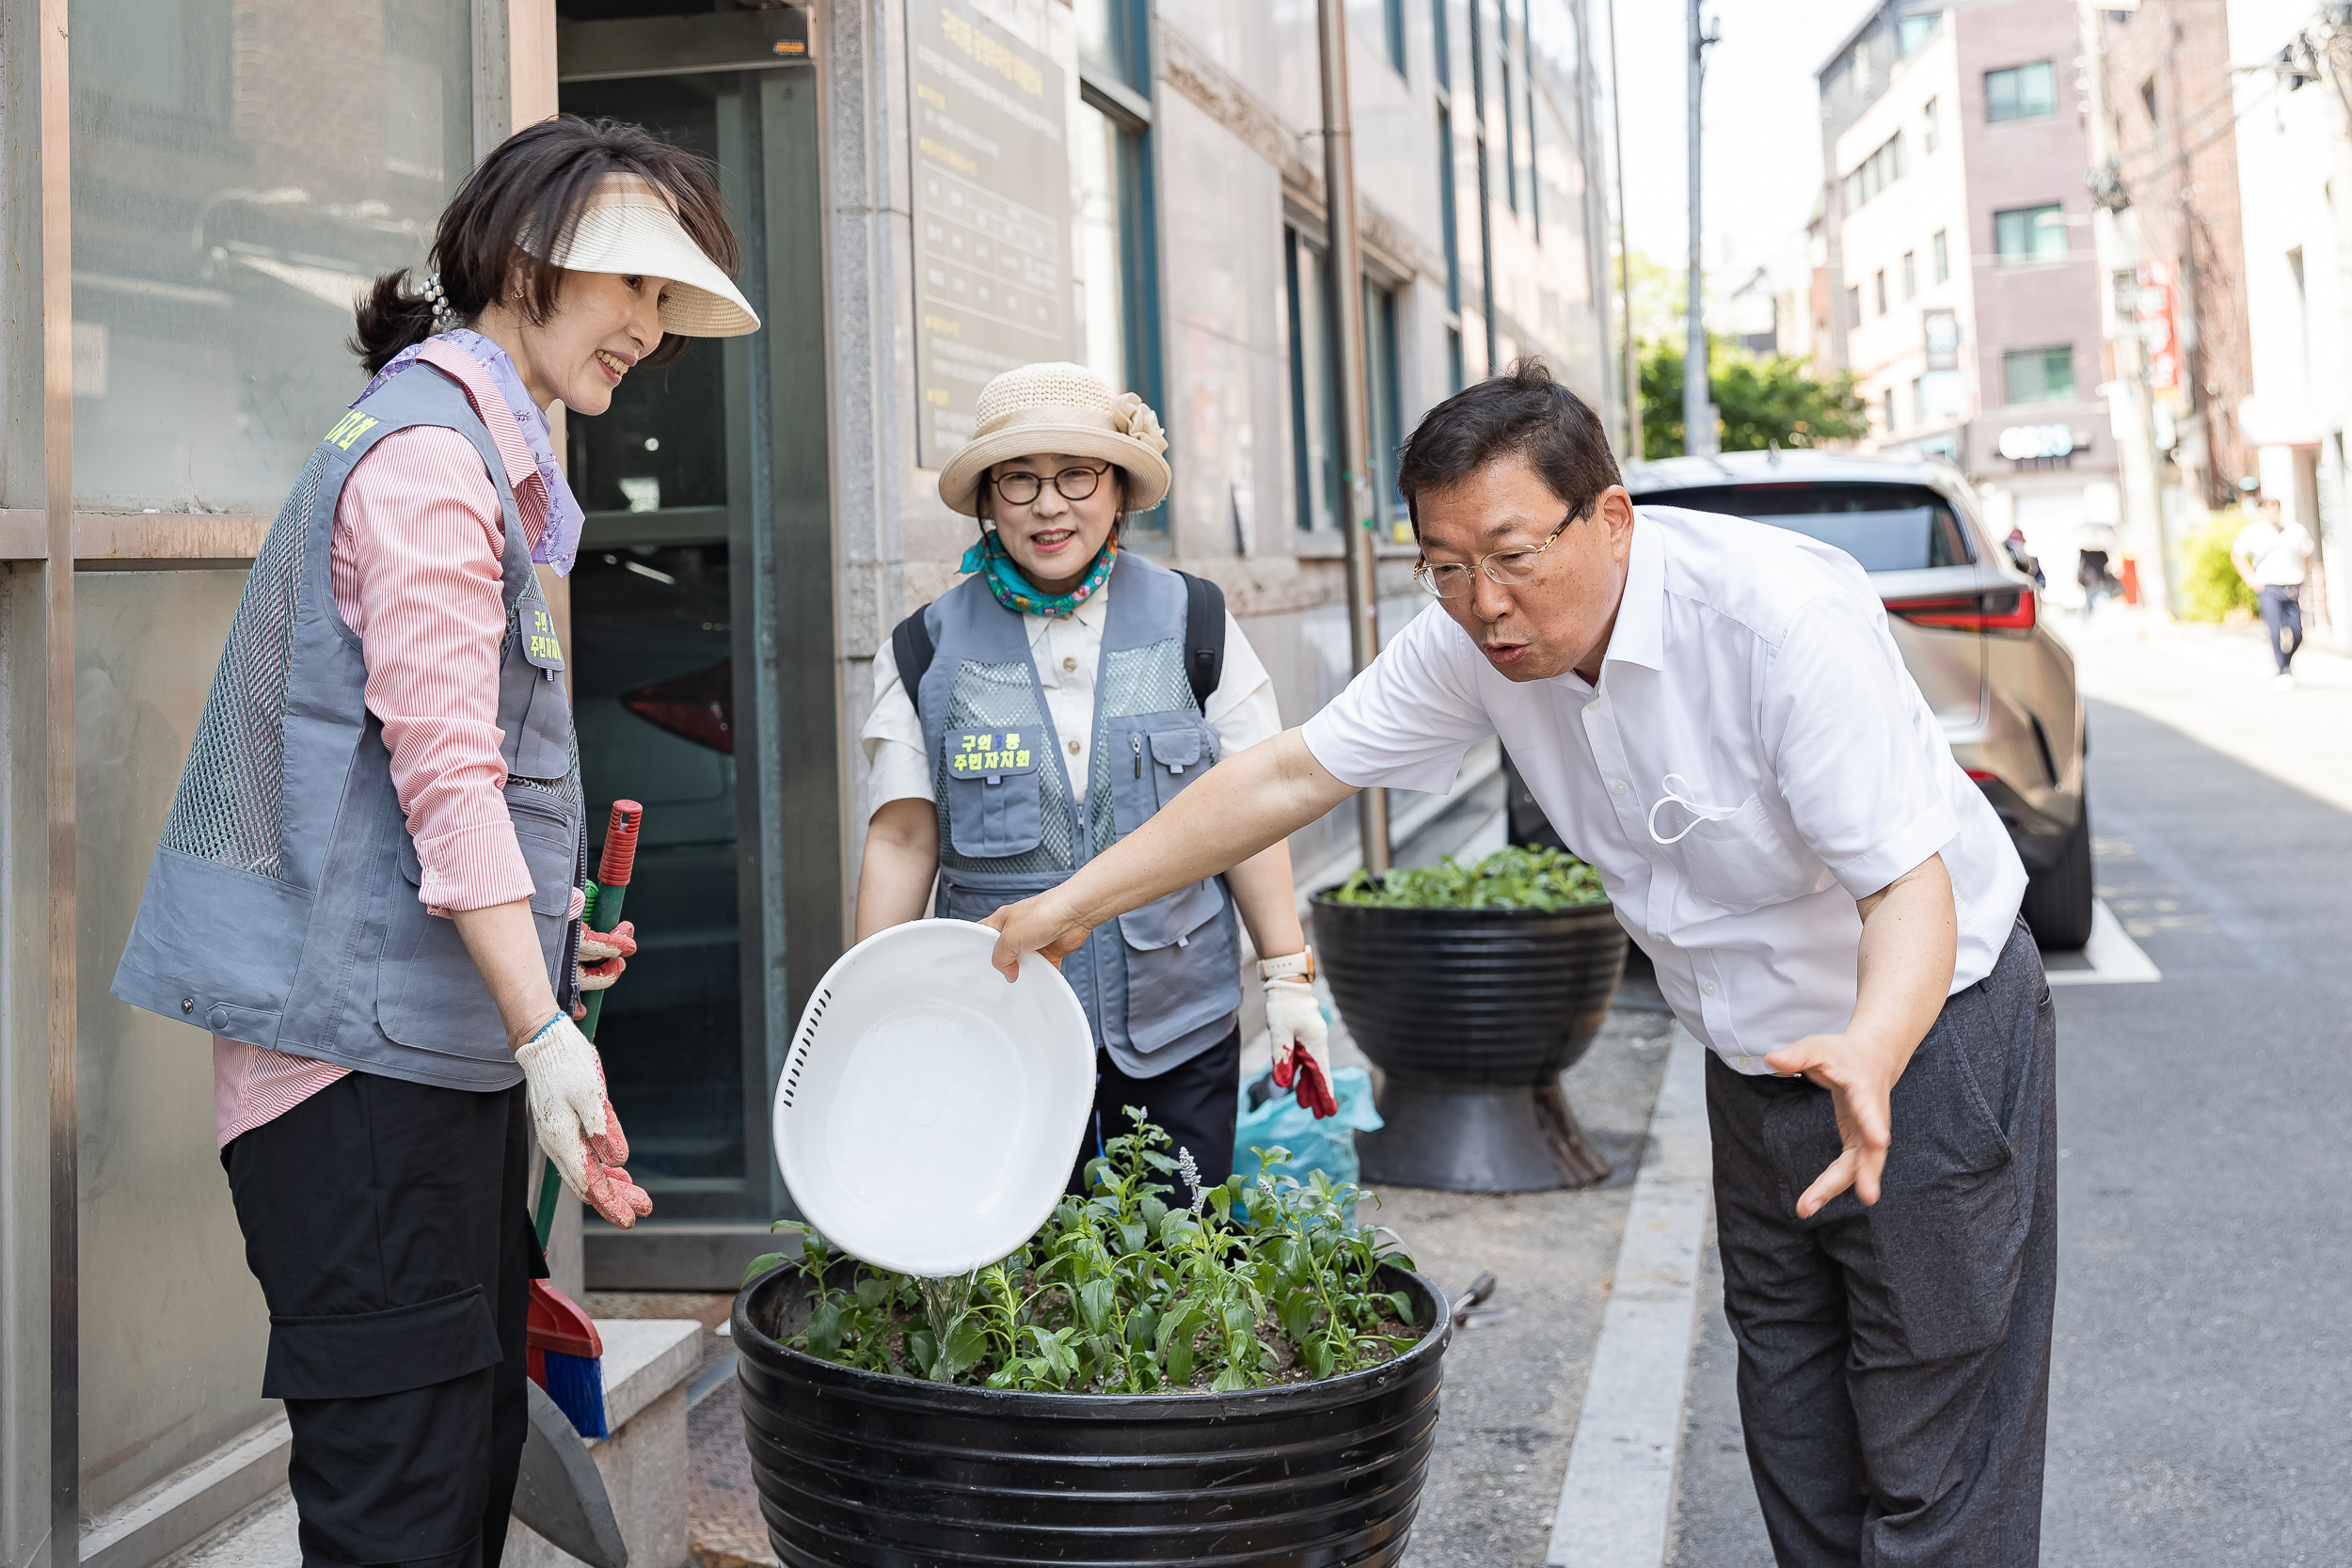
[732,1116,1452,1566]
[1314,846,1627,1192]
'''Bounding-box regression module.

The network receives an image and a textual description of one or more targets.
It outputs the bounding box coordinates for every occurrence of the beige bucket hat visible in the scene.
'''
[937,362,1171,517]
[530,174,760,338]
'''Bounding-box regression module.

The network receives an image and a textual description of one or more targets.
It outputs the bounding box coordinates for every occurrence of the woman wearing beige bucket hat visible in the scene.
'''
[858,362,1338,1193]
[108,117,755,1564]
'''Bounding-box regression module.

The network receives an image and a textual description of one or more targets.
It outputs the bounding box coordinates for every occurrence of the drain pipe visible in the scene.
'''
[1317,0,1390,874]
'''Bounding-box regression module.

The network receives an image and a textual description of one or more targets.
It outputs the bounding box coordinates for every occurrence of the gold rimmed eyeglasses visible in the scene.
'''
[1412,505,1584,599]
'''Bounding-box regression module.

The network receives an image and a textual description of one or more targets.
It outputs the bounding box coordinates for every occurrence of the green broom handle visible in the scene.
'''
[536,800,644,1250]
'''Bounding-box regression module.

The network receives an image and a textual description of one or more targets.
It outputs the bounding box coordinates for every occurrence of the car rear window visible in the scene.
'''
[1633,483,1976,571]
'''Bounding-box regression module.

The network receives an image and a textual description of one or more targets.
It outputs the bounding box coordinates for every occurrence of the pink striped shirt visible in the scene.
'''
[214,341,562,1146]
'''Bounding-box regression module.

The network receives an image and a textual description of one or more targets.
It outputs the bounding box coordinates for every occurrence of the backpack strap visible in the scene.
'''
[890,607,936,723]
[1177,570,1226,714]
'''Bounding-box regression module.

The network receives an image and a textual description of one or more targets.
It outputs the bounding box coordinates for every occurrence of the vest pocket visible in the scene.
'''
[377,797,574,1058]
[1116,878,1236,1053]
[945,767,1044,859]
[514,669,573,781]
[1106,712,1217,838]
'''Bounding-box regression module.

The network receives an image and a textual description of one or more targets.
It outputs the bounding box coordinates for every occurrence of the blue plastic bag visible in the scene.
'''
[1233,1067,1383,1192]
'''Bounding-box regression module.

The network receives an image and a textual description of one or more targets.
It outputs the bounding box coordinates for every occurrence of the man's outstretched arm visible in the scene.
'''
[984,728,1358,976]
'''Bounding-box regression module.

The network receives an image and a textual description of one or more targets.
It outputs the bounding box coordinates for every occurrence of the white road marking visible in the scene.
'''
[2042,899,2161,988]
[1545,1024,1712,1568]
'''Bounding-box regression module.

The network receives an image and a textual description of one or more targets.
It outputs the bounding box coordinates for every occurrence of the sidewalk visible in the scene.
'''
[624,794,1691,1567]
[2054,606,2352,812]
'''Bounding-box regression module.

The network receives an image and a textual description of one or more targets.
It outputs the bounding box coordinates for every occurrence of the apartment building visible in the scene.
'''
[1818,2,2118,558]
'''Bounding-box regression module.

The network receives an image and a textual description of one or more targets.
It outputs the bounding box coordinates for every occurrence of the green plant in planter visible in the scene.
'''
[1328,844,1606,911]
[744,1112,1422,1393]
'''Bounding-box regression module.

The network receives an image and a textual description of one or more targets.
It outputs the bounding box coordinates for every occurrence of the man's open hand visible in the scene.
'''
[1762,1028,1910,1217]
[982,894,1098,980]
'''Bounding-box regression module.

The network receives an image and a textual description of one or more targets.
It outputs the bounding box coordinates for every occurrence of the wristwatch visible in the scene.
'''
[1259,950,1314,983]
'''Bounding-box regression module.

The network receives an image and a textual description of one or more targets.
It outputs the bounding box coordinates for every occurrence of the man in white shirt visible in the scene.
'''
[985,363,2058,1564]
[2233,498,2315,689]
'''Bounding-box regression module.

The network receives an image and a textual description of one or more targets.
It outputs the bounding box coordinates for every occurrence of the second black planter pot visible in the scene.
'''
[1312,893,1629,1192]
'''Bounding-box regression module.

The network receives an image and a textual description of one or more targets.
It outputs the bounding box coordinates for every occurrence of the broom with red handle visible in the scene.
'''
[528,800,643,1439]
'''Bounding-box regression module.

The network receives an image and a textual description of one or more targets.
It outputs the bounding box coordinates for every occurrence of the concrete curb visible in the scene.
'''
[1543,1023,1712,1568]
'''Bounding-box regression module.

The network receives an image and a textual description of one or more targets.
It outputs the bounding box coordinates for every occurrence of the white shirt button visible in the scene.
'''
[423,868,440,886]
[1067,738,1081,754]
[1702,980,1718,996]
[1612,780,1628,795]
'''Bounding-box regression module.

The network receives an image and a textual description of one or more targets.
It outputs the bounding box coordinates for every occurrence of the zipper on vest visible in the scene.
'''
[1132,734,1142,778]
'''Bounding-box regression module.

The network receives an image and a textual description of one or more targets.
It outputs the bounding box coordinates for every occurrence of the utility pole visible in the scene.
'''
[1608,0,1642,460]
[1684,0,1719,456]
[2076,0,2173,618]
[1318,0,1390,873]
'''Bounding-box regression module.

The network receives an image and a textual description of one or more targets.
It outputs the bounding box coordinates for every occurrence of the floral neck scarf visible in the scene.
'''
[356,328,586,576]
[959,528,1119,618]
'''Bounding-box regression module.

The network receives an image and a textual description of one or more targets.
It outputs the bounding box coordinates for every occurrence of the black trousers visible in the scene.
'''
[1069,1025,1242,1196]
[1707,919,2058,1567]
[222,1071,541,1568]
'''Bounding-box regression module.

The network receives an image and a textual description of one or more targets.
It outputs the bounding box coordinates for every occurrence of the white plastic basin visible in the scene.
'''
[771,919,1095,1278]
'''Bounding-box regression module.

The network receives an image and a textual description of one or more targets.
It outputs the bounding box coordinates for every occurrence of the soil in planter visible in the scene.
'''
[748,1111,1428,1396]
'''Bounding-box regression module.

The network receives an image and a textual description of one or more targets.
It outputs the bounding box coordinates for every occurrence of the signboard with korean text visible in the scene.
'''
[908,1,1075,468]
[2136,259,2182,398]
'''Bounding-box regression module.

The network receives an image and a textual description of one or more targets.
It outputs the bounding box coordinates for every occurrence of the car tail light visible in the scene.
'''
[1965,769,1999,783]
[621,659,734,753]
[1884,587,2036,635]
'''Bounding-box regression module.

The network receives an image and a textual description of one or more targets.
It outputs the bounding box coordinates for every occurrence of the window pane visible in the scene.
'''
[1077,102,1129,395]
[1996,204,2064,264]
[1287,233,1340,531]
[71,0,472,512]
[1933,229,1950,282]
[1075,0,1136,88]
[1898,13,1936,55]
[2004,345,2074,404]
[1365,282,1403,536]
[1386,0,1408,74]
[1987,61,2056,122]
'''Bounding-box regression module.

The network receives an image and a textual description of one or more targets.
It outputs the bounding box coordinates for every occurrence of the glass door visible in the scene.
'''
[558,62,837,1230]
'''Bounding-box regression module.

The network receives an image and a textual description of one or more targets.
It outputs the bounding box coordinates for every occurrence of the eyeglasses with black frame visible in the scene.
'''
[989,462,1114,506]
[1412,503,1588,598]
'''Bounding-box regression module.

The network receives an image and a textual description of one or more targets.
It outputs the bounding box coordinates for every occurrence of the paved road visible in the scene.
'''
[1666,622,2352,1564]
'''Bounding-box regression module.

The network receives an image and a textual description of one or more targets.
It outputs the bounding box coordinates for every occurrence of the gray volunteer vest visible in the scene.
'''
[110,362,583,1092]
[917,557,1241,1076]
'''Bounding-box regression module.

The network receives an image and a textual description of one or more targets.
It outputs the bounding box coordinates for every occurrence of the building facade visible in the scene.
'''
[2102,0,2258,517]
[0,0,1615,1556]
[2228,0,2352,637]
[1816,2,2120,574]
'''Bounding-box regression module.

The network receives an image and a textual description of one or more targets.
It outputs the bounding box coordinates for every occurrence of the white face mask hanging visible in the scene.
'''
[1646,772,1746,846]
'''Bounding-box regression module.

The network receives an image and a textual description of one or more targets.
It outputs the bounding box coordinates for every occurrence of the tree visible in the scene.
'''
[1639,337,1869,460]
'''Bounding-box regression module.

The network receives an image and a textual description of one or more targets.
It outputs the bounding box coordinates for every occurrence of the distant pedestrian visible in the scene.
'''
[2233,499,2313,690]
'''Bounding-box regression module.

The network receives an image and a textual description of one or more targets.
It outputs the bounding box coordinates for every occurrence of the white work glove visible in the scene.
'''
[577,919,637,992]
[516,1015,652,1229]
[1262,951,1336,1119]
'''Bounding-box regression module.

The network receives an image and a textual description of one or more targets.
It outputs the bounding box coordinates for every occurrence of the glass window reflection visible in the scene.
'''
[69,0,472,514]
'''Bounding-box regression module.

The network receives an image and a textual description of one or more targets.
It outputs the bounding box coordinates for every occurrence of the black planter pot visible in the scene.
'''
[732,1262,1451,1566]
[1311,894,1629,1193]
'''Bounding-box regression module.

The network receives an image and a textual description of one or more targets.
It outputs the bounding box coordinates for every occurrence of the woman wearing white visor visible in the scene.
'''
[110,118,756,1565]
[855,362,1335,1195]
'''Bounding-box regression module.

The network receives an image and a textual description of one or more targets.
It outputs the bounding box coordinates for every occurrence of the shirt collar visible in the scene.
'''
[1600,510,1666,674]
[413,340,548,515]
